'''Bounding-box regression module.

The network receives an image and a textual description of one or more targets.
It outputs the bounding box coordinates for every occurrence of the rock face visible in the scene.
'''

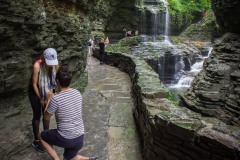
[0,0,98,158]
[180,33,240,126]
[211,0,240,34]
[179,0,240,127]
[179,13,218,42]
[0,0,92,97]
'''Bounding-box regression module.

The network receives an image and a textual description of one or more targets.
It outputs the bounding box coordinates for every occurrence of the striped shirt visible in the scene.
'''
[47,88,84,139]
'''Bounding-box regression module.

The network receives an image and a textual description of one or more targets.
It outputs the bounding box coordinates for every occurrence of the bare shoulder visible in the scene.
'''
[33,61,41,72]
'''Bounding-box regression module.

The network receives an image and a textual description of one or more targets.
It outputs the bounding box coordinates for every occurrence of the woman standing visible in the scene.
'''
[105,37,109,46]
[99,38,106,65]
[28,48,59,152]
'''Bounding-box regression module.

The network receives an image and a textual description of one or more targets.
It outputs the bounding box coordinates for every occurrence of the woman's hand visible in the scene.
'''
[40,100,45,108]
[47,89,54,100]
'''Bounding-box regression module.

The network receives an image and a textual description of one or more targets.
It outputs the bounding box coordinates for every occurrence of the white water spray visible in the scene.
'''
[162,0,169,36]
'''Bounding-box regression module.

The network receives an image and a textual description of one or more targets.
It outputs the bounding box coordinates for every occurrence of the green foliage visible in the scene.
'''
[105,37,139,53]
[185,25,196,35]
[168,0,212,27]
[116,46,123,53]
[171,36,179,44]
[172,101,179,105]
[168,92,173,101]
[168,92,179,105]
[97,0,102,5]
[105,45,113,51]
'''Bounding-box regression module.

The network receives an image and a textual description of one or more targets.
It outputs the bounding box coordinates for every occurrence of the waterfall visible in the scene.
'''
[172,47,213,88]
[177,77,194,86]
[138,0,169,35]
[207,47,213,57]
[162,0,170,36]
[190,61,203,73]
[141,11,146,34]
[153,14,157,35]
[190,47,213,74]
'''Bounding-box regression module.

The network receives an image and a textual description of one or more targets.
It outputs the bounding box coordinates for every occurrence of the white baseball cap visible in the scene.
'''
[43,48,58,65]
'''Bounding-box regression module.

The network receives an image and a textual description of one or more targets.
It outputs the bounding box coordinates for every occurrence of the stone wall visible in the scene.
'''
[93,49,240,160]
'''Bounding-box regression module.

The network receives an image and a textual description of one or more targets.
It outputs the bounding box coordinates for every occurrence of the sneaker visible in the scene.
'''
[89,157,99,160]
[32,140,46,153]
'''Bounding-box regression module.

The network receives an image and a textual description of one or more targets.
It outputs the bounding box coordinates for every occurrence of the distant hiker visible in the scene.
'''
[99,38,105,65]
[123,28,127,37]
[28,48,59,152]
[135,30,138,36]
[88,38,94,57]
[127,30,132,36]
[105,37,109,46]
[40,66,99,160]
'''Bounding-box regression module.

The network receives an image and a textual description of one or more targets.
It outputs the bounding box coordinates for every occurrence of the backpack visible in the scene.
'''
[88,41,91,46]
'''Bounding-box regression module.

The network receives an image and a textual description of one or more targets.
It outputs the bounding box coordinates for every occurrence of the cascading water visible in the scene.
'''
[141,12,146,34]
[167,47,213,100]
[162,0,169,36]
[137,0,168,35]
[135,0,213,101]
[176,76,194,86]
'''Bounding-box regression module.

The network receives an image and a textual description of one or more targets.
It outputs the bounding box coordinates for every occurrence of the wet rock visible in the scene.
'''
[179,33,240,127]
[211,0,240,34]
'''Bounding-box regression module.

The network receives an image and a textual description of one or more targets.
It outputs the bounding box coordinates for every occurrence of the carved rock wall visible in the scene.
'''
[179,1,240,127]
[0,0,95,158]
[179,33,240,126]
[211,0,240,34]
[0,0,92,97]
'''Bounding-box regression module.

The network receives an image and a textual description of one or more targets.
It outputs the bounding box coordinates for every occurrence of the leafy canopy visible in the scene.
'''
[167,0,211,23]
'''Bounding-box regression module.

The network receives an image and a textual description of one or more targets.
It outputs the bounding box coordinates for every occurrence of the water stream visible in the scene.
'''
[134,0,213,101]
[132,35,212,101]
[166,47,213,101]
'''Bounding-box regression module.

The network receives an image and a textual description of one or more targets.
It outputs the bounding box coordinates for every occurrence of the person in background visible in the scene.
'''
[88,38,94,57]
[40,66,98,160]
[28,48,59,152]
[123,28,127,37]
[105,37,109,46]
[127,30,132,36]
[135,30,138,36]
[99,38,105,65]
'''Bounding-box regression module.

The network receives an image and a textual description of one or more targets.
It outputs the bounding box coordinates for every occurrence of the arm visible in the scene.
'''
[43,89,56,121]
[44,90,55,120]
[32,62,45,107]
[44,111,53,121]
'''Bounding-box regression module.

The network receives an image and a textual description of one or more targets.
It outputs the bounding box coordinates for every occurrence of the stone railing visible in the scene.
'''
[93,49,240,160]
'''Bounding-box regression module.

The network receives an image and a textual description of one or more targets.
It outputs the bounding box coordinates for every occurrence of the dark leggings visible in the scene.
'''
[99,51,104,62]
[28,85,50,140]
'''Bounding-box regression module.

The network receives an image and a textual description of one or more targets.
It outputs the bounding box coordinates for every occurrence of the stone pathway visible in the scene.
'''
[10,56,142,160]
[80,57,142,160]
